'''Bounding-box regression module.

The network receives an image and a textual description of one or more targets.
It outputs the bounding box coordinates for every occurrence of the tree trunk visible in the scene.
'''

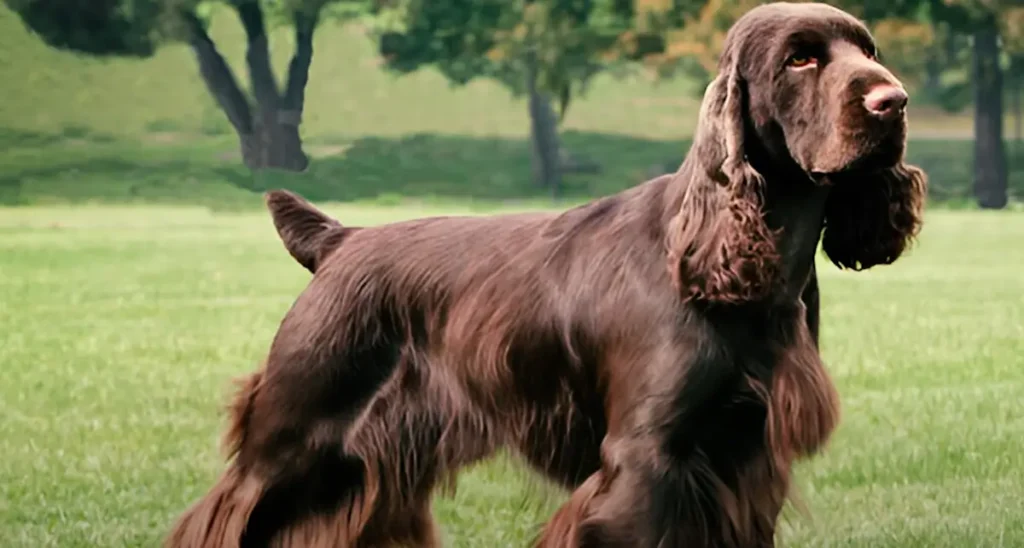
[235,2,308,172]
[525,52,562,195]
[182,5,314,172]
[1010,57,1024,149]
[923,46,942,101]
[1014,80,1021,147]
[972,24,1008,209]
[182,10,252,135]
[239,112,308,172]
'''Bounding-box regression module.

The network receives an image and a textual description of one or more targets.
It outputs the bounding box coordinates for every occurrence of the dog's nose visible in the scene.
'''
[863,84,908,119]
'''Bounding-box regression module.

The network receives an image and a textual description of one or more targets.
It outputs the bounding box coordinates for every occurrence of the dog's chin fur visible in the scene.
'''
[812,142,908,183]
[805,118,908,179]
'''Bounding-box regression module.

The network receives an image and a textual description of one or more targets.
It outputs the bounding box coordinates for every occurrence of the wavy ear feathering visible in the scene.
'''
[822,163,928,271]
[666,52,780,305]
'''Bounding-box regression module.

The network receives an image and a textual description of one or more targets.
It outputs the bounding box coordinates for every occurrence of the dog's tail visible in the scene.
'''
[164,463,263,548]
[165,371,378,547]
[264,189,359,274]
[164,372,266,548]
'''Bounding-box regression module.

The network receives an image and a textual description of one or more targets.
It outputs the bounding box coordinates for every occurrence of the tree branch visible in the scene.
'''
[282,7,321,116]
[235,1,280,111]
[181,10,253,134]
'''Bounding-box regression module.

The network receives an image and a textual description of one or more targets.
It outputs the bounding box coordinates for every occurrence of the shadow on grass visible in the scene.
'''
[0,127,1017,207]
[0,130,685,207]
[283,131,687,203]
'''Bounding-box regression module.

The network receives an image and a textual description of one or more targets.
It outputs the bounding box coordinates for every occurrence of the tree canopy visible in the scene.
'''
[376,0,646,117]
[3,0,166,56]
[370,0,700,190]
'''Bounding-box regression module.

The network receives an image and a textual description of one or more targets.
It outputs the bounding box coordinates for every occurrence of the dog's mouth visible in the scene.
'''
[808,142,905,184]
[808,161,869,184]
[806,115,908,184]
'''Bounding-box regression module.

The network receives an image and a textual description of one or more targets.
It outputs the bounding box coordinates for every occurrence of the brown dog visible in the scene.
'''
[166,3,926,547]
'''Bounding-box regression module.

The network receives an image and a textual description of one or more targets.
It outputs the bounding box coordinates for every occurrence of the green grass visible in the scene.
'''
[1,203,1022,547]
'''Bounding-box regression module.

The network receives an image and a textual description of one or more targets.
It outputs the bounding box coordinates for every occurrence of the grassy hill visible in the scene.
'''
[0,4,1021,207]
[0,6,711,141]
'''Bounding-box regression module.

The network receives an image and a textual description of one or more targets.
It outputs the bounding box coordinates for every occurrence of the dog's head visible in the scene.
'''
[729,3,908,174]
[668,2,927,303]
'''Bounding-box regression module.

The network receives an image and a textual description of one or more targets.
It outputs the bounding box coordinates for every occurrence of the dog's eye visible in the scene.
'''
[786,54,817,68]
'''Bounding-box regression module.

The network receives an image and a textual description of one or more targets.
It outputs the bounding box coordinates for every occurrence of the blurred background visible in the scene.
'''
[1,0,1022,207]
[1,1,1023,547]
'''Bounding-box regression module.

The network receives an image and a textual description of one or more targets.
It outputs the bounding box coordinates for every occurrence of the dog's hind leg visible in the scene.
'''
[165,306,405,547]
[164,366,384,548]
[343,358,498,547]
[166,351,492,548]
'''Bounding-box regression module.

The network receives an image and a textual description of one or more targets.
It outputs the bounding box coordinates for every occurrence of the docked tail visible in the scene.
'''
[264,190,358,274]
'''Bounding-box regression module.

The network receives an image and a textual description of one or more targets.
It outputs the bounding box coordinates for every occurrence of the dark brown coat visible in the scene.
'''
[166,3,927,547]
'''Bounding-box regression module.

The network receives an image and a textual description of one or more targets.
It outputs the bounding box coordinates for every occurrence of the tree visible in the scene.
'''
[1002,9,1024,149]
[925,0,1016,209]
[372,0,677,193]
[5,0,367,172]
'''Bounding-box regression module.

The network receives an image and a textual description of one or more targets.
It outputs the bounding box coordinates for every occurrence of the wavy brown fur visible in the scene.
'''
[665,51,781,305]
[165,3,926,547]
[823,164,928,271]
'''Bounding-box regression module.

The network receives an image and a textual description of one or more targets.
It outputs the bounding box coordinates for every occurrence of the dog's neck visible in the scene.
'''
[730,115,834,303]
[662,143,830,305]
[762,174,830,302]
[749,149,830,303]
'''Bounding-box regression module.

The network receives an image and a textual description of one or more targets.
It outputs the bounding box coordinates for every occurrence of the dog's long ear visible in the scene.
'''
[665,52,779,304]
[821,163,927,271]
[264,190,355,274]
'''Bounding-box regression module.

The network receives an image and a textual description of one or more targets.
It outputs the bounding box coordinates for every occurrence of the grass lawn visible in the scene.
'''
[1,202,1022,547]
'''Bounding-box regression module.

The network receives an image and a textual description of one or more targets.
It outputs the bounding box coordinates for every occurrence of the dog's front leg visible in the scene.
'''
[534,435,781,548]
[534,334,775,548]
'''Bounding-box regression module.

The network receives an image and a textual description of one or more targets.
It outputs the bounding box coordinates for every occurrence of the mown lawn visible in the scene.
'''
[1,203,1022,547]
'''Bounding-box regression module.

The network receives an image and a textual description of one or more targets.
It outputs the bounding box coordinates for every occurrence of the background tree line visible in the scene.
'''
[5,0,1022,208]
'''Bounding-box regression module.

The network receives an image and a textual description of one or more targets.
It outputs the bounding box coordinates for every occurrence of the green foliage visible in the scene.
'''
[2,0,167,56]
[374,0,508,84]
[5,0,367,59]
[253,0,371,29]
[373,0,671,117]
